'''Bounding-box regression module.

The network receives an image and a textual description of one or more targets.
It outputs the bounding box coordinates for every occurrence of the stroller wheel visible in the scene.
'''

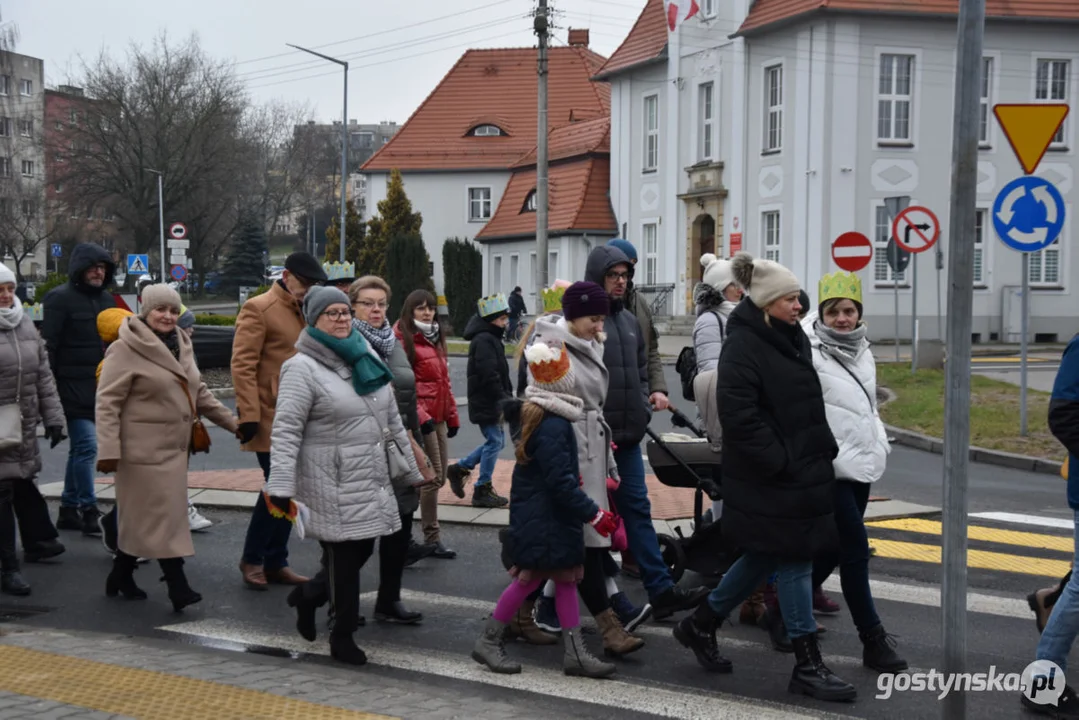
[657,533,687,583]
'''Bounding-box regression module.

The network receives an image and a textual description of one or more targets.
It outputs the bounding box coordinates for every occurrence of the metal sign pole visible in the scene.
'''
[1021,253,1029,436]
[894,271,900,362]
[911,254,918,373]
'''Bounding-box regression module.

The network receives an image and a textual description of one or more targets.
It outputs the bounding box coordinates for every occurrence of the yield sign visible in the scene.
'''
[892,205,940,254]
[831,232,873,272]
[994,104,1069,175]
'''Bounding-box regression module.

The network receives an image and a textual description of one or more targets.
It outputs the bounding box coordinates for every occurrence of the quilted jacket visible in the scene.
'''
[266,330,422,542]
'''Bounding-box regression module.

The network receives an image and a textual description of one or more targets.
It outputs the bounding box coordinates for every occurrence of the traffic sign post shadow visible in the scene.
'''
[884,196,911,363]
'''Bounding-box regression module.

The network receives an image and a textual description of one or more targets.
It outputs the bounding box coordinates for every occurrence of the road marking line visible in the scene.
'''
[970,512,1074,531]
[158,619,858,720]
[867,518,1073,553]
[970,357,1051,364]
[818,576,1030,619]
[867,538,1070,577]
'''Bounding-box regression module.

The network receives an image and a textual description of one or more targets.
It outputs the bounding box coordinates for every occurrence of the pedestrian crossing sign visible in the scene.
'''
[127,254,149,275]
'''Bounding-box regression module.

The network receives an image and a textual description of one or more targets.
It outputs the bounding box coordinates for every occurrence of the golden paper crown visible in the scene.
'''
[818,271,862,307]
[540,286,566,313]
[477,293,509,318]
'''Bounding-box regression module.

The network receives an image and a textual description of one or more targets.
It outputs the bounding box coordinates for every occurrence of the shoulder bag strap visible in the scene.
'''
[822,348,875,411]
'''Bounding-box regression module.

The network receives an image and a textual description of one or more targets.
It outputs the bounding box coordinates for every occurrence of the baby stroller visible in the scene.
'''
[645,407,738,584]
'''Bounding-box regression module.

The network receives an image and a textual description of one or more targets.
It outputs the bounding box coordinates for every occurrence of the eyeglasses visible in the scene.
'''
[605,271,630,281]
[322,309,353,321]
[354,300,388,310]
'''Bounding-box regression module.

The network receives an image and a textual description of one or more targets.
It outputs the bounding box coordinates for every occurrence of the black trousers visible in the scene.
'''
[10,479,58,547]
[579,548,611,616]
[304,539,376,636]
[0,483,15,569]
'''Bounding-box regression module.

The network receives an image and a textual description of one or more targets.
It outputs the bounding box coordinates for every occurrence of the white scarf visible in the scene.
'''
[524,386,584,421]
[0,295,24,330]
[414,319,440,344]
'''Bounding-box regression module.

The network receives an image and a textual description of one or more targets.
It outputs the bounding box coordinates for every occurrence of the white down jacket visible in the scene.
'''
[804,317,890,484]
[266,330,421,542]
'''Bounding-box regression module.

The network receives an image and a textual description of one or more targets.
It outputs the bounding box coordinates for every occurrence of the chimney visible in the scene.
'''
[568,28,589,47]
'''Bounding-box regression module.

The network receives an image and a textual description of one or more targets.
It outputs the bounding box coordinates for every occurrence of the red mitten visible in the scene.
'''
[606,476,620,492]
[590,509,618,537]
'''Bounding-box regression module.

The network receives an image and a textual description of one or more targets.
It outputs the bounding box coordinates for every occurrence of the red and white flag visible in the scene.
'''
[665,0,700,31]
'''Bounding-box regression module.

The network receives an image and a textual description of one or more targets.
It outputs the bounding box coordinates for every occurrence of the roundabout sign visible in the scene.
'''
[992,176,1065,253]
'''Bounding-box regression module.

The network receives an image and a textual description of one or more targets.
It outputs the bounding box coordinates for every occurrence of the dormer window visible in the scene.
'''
[522,190,537,213]
[469,124,504,137]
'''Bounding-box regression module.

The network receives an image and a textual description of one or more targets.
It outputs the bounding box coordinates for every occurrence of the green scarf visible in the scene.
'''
[306,327,394,396]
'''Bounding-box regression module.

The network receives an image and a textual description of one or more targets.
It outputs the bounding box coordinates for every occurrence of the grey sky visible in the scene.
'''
[10,0,640,124]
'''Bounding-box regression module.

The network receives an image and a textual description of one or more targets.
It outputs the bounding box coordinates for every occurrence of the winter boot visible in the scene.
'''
[609,591,652,633]
[159,558,202,612]
[105,552,147,600]
[788,632,857,702]
[860,624,908,673]
[81,505,103,537]
[1021,684,1079,717]
[739,582,767,625]
[329,633,367,666]
[471,617,521,674]
[471,483,508,509]
[56,506,81,531]
[23,539,65,563]
[507,598,557,645]
[533,594,561,633]
[594,608,644,657]
[673,601,733,673]
[812,586,841,615]
[1,569,29,596]
[759,605,793,653]
[446,464,470,499]
[287,586,319,642]
[562,627,616,678]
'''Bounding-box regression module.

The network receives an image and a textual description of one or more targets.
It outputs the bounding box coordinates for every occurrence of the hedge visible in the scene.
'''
[194,313,237,326]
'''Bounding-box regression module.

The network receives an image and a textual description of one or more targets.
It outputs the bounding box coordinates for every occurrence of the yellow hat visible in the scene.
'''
[818,271,863,308]
[540,286,566,314]
[96,308,133,344]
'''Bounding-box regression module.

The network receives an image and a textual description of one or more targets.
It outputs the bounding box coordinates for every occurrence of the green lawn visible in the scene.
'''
[877,363,1061,460]
[446,339,517,356]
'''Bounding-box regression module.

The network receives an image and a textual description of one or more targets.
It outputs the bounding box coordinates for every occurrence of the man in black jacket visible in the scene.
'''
[447,294,513,509]
[583,245,707,620]
[42,243,116,536]
[507,286,527,340]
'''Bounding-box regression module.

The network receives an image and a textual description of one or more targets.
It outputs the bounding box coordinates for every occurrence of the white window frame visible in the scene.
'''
[492,254,503,293]
[698,82,715,161]
[980,54,1001,149]
[875,49,920,146]
[18,118,31,138]
[18,79,31,96]
[20,160,33,177]
[0,157,9,178]
[973,208,989,289]
[762,61,783,153]
[1033,56,1072,148]
[509,253,519,289]
[467,186,492,222]
[470,124,503,137]
[523,190,537,212]
[701,0,717,18]
[548,250,559,282]
[0,117,9,137]
[871,201,908,288]
[760,207,781,264]
[643,93,659,172]
[641,220,659,285]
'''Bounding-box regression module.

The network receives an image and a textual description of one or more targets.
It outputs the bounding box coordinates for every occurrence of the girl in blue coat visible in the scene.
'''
[471,340,618,679]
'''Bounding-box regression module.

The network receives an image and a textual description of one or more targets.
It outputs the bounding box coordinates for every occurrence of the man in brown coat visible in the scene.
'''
[233,252,326,589]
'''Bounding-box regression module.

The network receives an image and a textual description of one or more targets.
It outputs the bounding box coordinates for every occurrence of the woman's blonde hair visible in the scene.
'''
[348,275,391,304]
[513,316,542,363]
[515,401,546,464]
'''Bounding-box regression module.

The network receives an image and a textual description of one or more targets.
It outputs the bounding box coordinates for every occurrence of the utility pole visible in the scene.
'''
[941,1,985,718]
[287,43,348,263]
[146,168,165,282]
[534,0,549,290]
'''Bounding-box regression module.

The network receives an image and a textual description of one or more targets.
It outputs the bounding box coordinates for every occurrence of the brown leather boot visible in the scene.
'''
[739,583,767,625]
[595,608,644,657]
[507,598,557,645]
[239,561,268,591]
[265,567,310,585]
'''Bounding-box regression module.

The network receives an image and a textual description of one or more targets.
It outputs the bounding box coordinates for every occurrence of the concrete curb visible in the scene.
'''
[885,424,1063,476]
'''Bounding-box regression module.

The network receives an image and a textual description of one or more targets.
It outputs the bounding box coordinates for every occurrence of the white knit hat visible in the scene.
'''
[0,262,15,286]
[731,252,801,309]
[138,283,183,318]
[700,253,734,292]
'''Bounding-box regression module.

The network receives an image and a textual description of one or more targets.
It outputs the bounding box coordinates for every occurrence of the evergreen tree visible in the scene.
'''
[442,237,482,336]
[323,200,365,267]
[220,212,268,291]
[385,233,434,321]
[360,169,422,277]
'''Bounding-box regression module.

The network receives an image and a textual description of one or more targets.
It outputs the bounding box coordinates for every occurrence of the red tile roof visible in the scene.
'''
[362,46,610,172]
[592,0,668,80]
[512,116,611,167]
[736,0,1079,35]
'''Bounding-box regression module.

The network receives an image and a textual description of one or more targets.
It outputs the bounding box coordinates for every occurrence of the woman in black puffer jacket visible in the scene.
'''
[672,253,856,703]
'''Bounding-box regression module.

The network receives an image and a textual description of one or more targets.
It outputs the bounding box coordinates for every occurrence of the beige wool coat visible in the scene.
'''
[96,317,238,559]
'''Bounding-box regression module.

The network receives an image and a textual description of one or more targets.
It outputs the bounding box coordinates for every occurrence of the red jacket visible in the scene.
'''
[394,321,460,429]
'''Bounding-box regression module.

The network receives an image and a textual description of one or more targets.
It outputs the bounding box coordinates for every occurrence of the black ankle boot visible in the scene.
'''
[159,558,201,612]
[860,624,908,673]
[1,570,30,596]
[672,601,732,672]
[789,633,857,702]
[106,552,147,600]
[329,633,367,666]
[288,586,318,642]
[759,605,793,653]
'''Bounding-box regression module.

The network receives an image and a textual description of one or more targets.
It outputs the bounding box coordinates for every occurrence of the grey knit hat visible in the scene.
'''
[730,252,801,309]
[139,284,183,319]
[302,285,350,327]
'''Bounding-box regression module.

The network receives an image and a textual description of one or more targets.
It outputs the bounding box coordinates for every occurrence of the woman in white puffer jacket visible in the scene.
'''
[801,271,907,674]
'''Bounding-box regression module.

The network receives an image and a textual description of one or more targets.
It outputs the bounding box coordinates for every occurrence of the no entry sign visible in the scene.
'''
[892,206,940,253]
[831,232,873,272]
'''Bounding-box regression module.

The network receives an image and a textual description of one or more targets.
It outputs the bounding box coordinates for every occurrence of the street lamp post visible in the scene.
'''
[287,43,348,264]
[146,168,165,282]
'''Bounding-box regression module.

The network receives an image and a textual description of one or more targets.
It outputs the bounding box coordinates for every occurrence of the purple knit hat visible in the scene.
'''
[561,281,610,321]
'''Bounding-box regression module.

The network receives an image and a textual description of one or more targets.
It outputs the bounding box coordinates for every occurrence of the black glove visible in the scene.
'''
[447,425,458,439]
[700,477,722,502]
[45,426,66,449]
[238,422,259,444]
[269,496,293,514]
[420,419,436,435]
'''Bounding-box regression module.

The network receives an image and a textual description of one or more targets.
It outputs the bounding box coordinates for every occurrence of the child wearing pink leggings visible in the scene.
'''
[471,341,618,678]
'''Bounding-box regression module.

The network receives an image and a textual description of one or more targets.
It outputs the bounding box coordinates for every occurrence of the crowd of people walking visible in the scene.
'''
[0,234,940,705]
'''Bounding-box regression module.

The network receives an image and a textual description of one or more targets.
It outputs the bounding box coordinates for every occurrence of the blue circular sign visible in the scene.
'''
[170,264,187,282]
[992,176,1066,253]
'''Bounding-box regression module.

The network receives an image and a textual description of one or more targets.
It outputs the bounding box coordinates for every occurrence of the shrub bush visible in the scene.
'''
[33,273,68,304]
[194,313,236,326]
[384,233,433,322]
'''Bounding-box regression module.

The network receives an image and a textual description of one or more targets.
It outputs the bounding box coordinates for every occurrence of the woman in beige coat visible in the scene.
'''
[96,284,239,611]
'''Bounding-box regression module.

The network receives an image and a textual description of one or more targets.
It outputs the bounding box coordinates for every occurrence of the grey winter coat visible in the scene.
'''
[0,309,64,480]
[529,315,619,547]
[266,330,423,542]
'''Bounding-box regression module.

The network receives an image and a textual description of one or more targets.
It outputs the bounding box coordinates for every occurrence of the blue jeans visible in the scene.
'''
[459,424,502,488]
[241,452,292,570]
[61,418,97,509]
[612,445,674,600]
[1037,509,1079,672]
[707,551,816,638]
[812,480,881,633]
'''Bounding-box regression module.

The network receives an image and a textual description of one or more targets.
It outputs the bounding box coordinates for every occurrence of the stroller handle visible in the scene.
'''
[666,406,705,438]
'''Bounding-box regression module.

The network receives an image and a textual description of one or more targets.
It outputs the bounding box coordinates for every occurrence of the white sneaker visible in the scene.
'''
[188,505,212,532]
